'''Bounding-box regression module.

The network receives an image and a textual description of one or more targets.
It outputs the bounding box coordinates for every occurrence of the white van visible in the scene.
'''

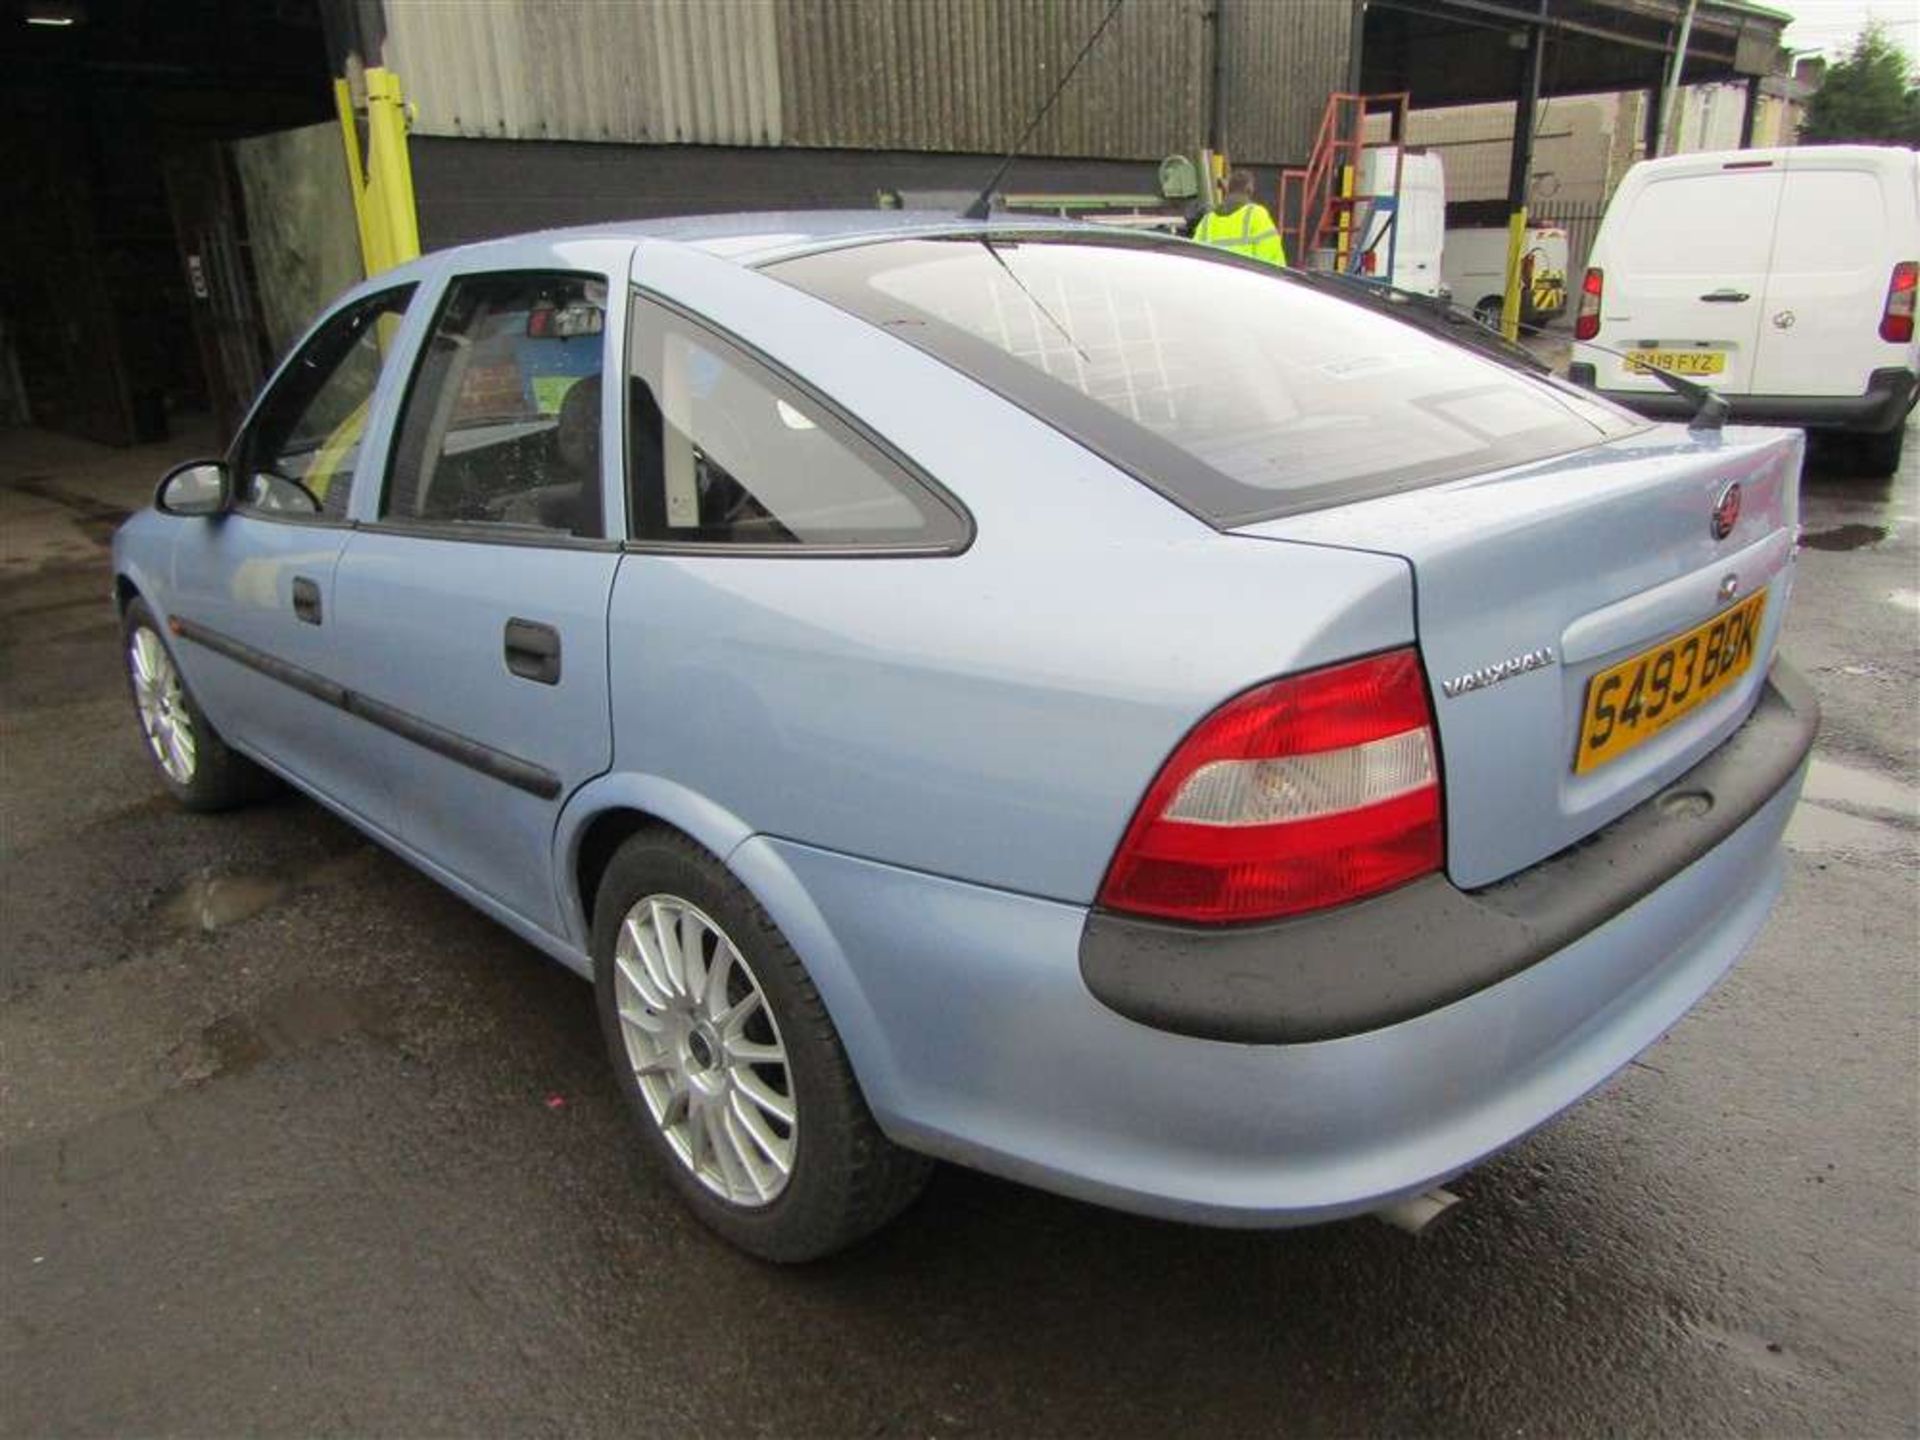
[1571,145,1919,474]
[1442,224,1570,329]
[1353,148,1445,296]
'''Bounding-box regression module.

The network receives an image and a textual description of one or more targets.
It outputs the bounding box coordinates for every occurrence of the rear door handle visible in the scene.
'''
[291,576,323,625]
[1699,289,1750,303]
[504,618,561,685]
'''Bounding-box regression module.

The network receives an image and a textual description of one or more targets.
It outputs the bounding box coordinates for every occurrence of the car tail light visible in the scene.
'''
[1574,267,1603,341]
[1097,649,1443,925]
[1880,261,1916,343]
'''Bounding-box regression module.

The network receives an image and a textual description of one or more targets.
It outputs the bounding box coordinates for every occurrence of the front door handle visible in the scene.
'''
[291,576,323,625]
[504,618,561,685]
[1699,289,1750,303]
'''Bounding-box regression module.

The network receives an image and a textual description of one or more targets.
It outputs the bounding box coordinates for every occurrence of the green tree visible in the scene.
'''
[1799,20,1920,145]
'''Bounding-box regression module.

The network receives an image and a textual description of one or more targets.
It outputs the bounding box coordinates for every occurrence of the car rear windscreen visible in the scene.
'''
[767,235,1639,526]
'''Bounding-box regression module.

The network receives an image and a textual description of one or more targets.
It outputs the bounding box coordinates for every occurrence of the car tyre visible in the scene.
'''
[121,596,276,812]
[1852,424,1906,478]
[592,829,932,1262]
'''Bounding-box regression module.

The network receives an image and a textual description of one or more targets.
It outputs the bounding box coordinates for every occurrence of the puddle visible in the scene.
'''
[1799,524,1889,552]
[198,981,403,1082]
[155,848,376,934]
[159,873,290,932]
[1784,805,1912,855]
[1802,758,1918,818]
[1684,1317,1812,1383]
[1787,759,1917,855]
[1888,589,1919,614]
[8,476,133,525]
[8,477,133,546]
[1836,662,1901,682]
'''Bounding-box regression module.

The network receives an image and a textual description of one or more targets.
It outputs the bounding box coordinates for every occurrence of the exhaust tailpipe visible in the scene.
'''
[1374,1186,1463,1237]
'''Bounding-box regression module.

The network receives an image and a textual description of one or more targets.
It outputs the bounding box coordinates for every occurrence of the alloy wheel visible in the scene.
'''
[611,894,797,1207]
[129,626,196,785]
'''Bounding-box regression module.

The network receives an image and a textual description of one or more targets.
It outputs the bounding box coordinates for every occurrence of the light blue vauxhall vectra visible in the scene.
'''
[112,214,1817,1260]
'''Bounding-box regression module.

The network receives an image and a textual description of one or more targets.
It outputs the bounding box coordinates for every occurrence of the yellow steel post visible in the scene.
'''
[1335,163,1354,273]
[1500,206,1528,342]
[334,67,420,278]
[363,68,420,271]
[333,79,377,271]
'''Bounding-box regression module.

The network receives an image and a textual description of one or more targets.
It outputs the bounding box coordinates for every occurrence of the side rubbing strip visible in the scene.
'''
[171,616,346,709]
[170,615,562,800]
[344,690,563,798]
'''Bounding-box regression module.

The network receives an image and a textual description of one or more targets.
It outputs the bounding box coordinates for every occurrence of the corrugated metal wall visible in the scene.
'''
[1220,0,1349,164]
[775,0,1207,159]
[381,0,1347,165]
[385,1,785,146]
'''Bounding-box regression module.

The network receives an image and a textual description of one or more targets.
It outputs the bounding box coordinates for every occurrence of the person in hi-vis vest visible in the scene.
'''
[1195,170,1287,267]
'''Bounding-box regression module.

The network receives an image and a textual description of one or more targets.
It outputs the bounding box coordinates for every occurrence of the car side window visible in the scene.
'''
[382,271,608,539]
[236,286,415,520]
[626,293,966,549]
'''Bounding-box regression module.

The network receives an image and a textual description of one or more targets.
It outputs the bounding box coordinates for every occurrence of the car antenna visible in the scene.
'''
[960,0,1127,222]
[1584,342,1729,432]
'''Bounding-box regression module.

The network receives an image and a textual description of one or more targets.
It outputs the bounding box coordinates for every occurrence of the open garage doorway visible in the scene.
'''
[0,1,338,447]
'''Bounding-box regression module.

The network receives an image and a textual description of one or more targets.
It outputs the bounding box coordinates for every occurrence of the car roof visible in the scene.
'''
[380,210,1159,286]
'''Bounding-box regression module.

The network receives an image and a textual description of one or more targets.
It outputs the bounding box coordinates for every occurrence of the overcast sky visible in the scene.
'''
[1779,0,1920,62]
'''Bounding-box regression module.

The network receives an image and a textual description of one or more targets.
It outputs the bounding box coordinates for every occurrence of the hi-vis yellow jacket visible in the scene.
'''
[1195,201,1287,267]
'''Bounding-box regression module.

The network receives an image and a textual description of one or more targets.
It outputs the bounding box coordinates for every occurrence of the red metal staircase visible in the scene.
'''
[1279,92,1411,275]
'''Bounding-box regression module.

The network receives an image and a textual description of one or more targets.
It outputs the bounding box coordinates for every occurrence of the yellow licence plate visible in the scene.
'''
[1575,590,1768,774]
[1626,349,1726,377]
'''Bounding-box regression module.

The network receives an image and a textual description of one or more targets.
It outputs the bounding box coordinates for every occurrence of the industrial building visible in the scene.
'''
[0,0,1793,448]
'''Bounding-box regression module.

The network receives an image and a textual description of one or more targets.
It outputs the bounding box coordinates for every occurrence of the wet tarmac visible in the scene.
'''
[2,416,1915,1436]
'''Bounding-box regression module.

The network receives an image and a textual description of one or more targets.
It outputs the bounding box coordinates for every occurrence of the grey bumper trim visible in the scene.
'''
[1569,363,1915,435]
[1079,659,1819,1045]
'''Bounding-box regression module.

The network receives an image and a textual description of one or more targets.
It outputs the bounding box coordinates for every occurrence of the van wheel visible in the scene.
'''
[1853,425,1906,478]
[1473,296,1502,329]
[122,597,275,812]
[592,829,932,1262]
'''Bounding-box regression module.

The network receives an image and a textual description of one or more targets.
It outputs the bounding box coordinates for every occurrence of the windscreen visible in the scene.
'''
[769,236,1637,525]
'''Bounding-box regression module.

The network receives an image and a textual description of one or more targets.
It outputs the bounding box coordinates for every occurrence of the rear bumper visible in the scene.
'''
[1569,362,1916,435]
[1081,661,1819,1043]
[735,663,1815,1226]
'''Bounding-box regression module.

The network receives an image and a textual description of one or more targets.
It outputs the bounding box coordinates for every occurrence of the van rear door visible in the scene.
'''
[1749,151,1897,398]
[1392,153,1446,297]
[1589,159,1784,396]
[1359,149,1445,297]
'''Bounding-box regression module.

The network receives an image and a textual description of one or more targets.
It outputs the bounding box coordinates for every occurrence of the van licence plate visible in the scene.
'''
[1626,350,1725,377]
[1575,590,1768,774]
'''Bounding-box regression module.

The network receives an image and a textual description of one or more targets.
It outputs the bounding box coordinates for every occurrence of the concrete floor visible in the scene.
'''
[2,411,1915,1437]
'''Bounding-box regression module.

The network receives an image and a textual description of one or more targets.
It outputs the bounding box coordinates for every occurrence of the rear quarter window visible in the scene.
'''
[768,235,1635,527]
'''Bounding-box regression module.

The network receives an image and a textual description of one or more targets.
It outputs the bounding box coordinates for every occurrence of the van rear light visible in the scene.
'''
[1574,267,1603,340]
[1097,649,1443,925]
[1880,261,1916,343]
